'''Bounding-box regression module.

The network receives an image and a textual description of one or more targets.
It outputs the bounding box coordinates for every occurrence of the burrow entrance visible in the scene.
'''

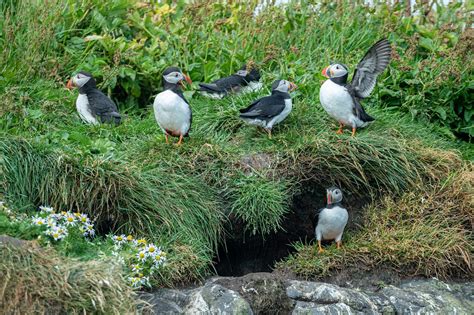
[213,186,369,276]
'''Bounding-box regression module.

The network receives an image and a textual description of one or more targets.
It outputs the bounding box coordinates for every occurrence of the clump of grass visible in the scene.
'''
[0,138,224,282]
[227,174,291,236]
[280,165,473,280]
[0,238,139,314]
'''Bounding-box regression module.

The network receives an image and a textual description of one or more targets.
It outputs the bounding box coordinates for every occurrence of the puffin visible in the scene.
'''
[66,71,121,125]
[153,67,193,145]
[198,64,262,99]
[239,79,297,138]
[313,187,348,253]
[319,39,391,136]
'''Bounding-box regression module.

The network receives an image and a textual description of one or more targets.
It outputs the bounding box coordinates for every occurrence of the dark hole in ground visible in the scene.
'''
[214,185,370,276]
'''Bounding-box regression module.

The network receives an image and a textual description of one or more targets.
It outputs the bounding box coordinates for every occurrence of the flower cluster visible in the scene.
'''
[110,234,167,288]
[31,206,95,241]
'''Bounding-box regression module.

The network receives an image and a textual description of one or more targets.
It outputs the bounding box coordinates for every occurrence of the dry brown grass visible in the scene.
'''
[0,238,139,314]
[281,164,473,280]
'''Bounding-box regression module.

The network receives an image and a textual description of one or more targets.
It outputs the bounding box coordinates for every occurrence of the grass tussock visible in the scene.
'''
[228,174,291,236]
[0,239,138,314]
[280,165,474,280]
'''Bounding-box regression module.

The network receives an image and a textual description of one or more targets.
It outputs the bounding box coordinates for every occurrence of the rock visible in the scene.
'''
[287,281,380,314]
[379,279,474,314]
[143,283,252,315]
[143,275,473,315]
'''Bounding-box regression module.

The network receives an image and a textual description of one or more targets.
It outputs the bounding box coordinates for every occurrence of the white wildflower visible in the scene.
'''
[39,206,54,213]
[145,244,158,256]
[136,250,147,262]
[32,216,47,226]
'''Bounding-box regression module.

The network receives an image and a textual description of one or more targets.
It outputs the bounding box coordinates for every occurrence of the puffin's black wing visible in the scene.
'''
[349,39,391,99]
[239,95,286,121]
[199,75,247,93]
[86,89,121,124]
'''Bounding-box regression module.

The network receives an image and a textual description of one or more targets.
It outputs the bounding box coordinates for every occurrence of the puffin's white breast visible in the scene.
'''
[153,90,191,136]
[319,80,364,128]
[267,98,292,129]
[76,94,98,125]
[316,206,348,240]
[239,81,263,94]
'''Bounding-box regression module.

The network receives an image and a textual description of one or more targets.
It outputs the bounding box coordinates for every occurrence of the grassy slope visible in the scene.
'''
[0,0,472,288]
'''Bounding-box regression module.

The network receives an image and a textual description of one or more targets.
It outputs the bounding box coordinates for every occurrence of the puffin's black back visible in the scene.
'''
[77,72,121,125]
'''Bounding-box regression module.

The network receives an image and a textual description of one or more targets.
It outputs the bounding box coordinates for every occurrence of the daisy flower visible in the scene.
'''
[32,216,47,226]
[50,230,65,241]
[78,214,89,224]
[153,253,166,266]
[136,250,147,262]
[39,206,54,213]
[84,223,95,237]
[145,244,158,256]
[64,214,76,226]
[131,264,142,273]
[126,234,134,242]
[113,234,126,245]
[128,277,141,288]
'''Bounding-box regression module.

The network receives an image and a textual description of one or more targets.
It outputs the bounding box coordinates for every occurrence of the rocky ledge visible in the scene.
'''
[142,273,473,314]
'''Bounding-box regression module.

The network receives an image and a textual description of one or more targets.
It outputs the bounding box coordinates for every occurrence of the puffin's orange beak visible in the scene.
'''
[327,192,331,204]
[66,79,75,89]
[179,73,192,87]
[289,82,297,91]
[321,66,330,78]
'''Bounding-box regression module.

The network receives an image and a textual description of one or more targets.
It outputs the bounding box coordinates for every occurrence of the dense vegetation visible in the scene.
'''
[0,0,472,313]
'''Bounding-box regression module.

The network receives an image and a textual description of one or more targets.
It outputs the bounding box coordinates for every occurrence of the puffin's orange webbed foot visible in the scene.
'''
[165,134,169,144]
[318,240,324,253]
[351,127,356,137]
[336,241,342,249]
[176,134,184,146]
[336,122,344,134]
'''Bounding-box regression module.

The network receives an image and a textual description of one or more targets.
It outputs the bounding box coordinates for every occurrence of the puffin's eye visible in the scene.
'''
[175,73,179,77]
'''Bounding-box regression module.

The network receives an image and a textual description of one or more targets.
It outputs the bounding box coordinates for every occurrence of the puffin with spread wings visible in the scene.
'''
[319,39,391,136]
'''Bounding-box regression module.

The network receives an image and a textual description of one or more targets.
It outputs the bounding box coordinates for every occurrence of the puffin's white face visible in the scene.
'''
[236,69,248,77]
[327,187,343,204]
[273,80,297,93]
[163,71,185,84]
[72,73,92,87]
[322,63,348,78]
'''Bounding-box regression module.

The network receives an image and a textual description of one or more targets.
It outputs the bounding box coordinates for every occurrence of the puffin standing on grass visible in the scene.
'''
[153,67,193,146]
[313,187,348,253]
[66,71,121,125]
[198,64,262,99]
[239,79,297,138]
[319,39,391,136]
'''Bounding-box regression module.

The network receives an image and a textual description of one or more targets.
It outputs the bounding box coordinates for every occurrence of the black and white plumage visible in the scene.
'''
[153,67,193,145]
[313,187,348,253]
[239,79,297,138]
[320,39,391,136]
[198,65,262,99]
[66,71,121,125]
